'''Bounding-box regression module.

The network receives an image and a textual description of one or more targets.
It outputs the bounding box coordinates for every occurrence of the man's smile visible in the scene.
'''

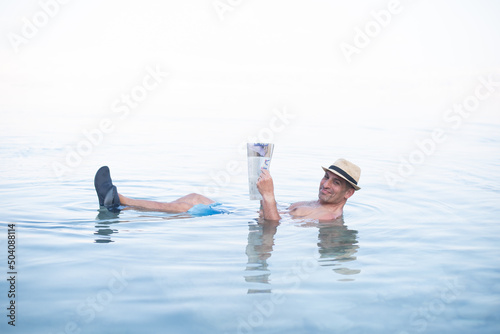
[320,188,332,195]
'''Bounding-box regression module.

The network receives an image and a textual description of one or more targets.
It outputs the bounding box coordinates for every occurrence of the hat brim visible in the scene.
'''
[322,166,361,191]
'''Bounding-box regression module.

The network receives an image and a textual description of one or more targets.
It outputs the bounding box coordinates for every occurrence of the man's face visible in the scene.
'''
[318,170,354,204]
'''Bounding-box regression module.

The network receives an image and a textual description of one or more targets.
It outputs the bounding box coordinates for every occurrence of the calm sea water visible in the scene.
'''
[1,117,499,334]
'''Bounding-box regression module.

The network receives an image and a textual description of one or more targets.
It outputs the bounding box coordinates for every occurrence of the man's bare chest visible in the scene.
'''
[289,204,333,220]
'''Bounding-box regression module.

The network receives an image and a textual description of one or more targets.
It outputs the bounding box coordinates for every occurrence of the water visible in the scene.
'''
[1,117,500,334]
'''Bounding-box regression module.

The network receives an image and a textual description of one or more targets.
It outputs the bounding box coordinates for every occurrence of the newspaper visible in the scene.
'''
[247,143,274,200]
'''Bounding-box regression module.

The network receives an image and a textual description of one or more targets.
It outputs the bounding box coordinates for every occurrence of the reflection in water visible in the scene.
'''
[244,217,360,292]
[244,219,279,294]
[95,210,120,243]
[94,208,193,243]
[316,219,360,280]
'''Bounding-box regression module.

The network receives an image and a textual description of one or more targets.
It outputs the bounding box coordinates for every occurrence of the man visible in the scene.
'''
[94,158,361,221]
[257,158,361,221]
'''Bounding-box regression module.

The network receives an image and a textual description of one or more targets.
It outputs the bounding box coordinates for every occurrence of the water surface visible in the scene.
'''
[1,118,499,333]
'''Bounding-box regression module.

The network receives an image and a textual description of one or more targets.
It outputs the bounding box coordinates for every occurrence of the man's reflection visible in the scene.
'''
[244,217,360,292]
[316,218,360,279]
[244,218,279,294]
[94,209,192,243]
[94,210,120,243]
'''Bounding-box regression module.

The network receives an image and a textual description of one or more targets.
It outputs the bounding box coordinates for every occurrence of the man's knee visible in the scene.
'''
[160,201,192,213]
[187,193,213,205]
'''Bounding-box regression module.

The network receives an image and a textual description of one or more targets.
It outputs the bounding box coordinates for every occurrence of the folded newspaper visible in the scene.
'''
[247,143,274,200]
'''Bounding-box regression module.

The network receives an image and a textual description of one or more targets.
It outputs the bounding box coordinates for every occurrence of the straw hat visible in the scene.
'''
[322,159,361,191]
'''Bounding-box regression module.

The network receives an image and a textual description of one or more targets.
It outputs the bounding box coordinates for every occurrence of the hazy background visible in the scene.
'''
[1,0,499,185]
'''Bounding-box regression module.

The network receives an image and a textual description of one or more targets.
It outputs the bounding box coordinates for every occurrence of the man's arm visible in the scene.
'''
[256,169,281,221]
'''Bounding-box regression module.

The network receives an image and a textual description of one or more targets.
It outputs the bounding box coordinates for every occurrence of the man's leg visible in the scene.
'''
[118,193,215,213]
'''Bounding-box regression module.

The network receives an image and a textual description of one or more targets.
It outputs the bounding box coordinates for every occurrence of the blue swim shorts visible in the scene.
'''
[187,202,229,217]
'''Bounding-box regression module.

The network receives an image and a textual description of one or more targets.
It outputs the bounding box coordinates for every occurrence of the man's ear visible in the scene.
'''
[344,187,355,200]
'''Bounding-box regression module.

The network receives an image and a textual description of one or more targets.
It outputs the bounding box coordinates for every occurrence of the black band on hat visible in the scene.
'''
[328,165,358,185]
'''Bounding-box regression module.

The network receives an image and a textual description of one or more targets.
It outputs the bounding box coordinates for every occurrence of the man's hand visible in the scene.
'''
[256,169,274,200]
[257,169,281,221]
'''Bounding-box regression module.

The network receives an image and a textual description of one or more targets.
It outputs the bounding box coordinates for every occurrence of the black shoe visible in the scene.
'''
[94,166,121,212]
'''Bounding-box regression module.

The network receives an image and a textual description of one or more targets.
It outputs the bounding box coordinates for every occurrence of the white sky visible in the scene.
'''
[1,0,500,136]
